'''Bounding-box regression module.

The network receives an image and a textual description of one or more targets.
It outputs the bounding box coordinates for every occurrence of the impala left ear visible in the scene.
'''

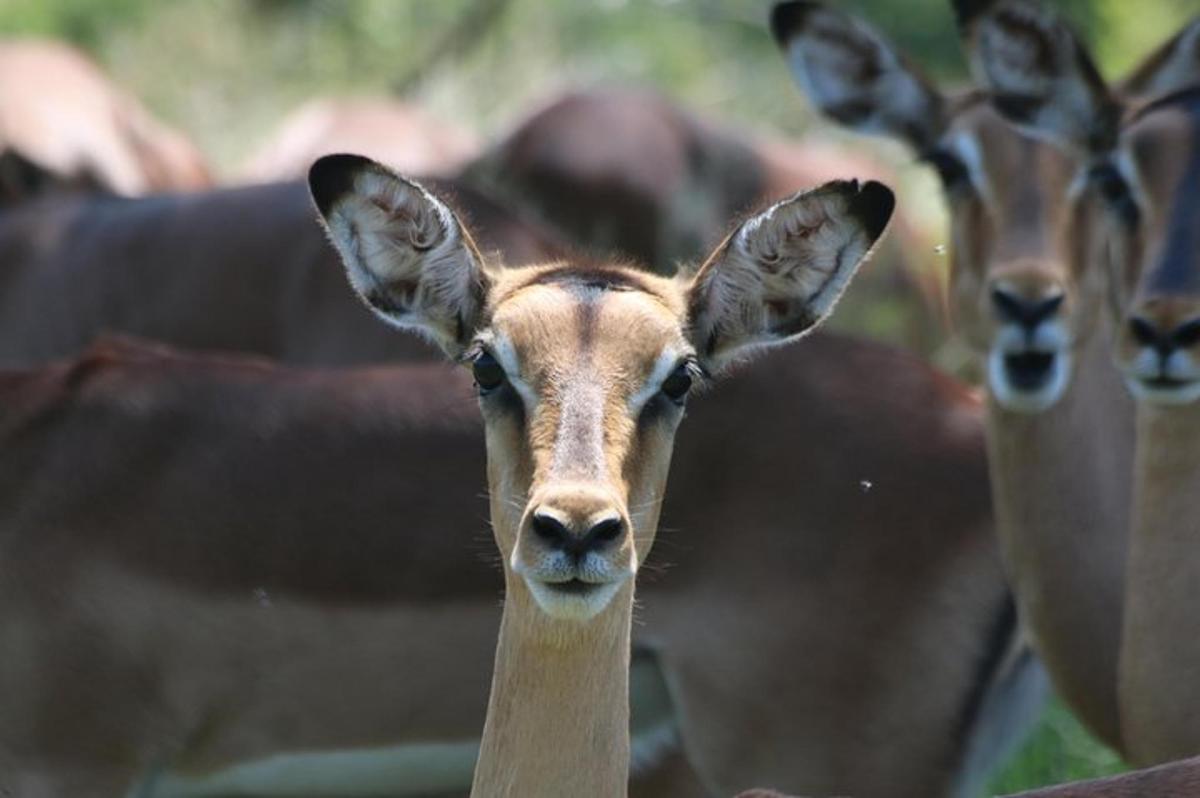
[954,0,1120,154]
[687,180,894,371]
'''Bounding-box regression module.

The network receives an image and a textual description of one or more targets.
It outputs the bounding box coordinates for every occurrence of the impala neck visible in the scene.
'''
[1119,401,1200,764]
[984,326,1134,752]
[470,572,632,798]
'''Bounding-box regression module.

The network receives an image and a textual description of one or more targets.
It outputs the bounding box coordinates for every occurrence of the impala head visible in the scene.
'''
[954,0,1200,406]
[309,153,893,622]
[772,0,1109,412]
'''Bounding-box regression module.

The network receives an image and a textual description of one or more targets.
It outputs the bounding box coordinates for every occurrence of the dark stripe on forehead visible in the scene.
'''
[1146,97,1200,296]
[576,288,598,353]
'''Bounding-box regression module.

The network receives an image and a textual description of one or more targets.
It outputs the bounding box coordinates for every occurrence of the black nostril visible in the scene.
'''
[530,512,571,549]
[991,288,1025,323]
[991,289,1063,329]
[1173,319,1200,350]
[1130,316,1161,348]
[588,517,625,544]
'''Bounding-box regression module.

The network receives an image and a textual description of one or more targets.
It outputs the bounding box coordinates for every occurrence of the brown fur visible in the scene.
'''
[0,330,1009,797]
[0,179,568,367]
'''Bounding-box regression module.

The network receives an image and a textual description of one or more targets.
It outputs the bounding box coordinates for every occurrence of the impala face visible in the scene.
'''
[771,1,1102,413]
[310,153,893,622]
[1106,95,1200,405]
[950,0,1200,406]
[472,267,694,620]
[933,103,1090,412]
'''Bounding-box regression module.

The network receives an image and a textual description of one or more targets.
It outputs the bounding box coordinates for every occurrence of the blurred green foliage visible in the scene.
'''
[0,0,1192,171]
[987,698,1128,794]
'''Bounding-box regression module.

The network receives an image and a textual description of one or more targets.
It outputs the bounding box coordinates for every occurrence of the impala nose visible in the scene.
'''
[991,286,1065,332]
[1121,300,1200,405]
[530,508,626,559]
[1129,315,1200,358]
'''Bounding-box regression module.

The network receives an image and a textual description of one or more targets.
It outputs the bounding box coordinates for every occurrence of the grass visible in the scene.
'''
[986,698,1128,795]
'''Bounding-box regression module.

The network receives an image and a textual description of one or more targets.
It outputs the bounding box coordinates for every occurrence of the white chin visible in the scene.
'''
[1125,377,1200,407]
[987,349,1071,414]
[524,578,623,622]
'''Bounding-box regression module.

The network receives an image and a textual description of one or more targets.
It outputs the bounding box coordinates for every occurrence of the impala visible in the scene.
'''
[307,151,902,795]
[953,0,1200,764]
[773,0,1199,752]
[0,176,566,367]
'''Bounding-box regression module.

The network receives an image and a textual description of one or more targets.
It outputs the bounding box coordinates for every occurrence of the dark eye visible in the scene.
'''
[1088,163,1140,226]
[924,149,970,190]
[660,364,693,404]
[472,351,506,393]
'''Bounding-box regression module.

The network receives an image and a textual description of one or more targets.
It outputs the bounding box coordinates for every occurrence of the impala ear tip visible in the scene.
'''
[769,1,823,46]
[951,0,996,31]
[308,153,381,217]
[847,180,896,242]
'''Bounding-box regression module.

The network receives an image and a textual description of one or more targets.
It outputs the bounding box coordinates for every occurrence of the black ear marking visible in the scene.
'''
[769,1,822,46]
[952,0,998,31]
[308,153,378,217]
[846,180,896,242]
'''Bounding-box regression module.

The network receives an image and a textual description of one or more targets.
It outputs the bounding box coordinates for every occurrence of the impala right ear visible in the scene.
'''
[954,0,1121,154]
[770,1,946,153]
[309,154,490,358]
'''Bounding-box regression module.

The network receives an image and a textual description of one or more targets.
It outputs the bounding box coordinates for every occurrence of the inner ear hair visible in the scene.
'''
[309,154,490,356]
[688,179,894,368]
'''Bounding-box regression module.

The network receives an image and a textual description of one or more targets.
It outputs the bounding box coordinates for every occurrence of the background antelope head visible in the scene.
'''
[309,153,894,623]
[772,0,1113,412]
[956,0,1200,406]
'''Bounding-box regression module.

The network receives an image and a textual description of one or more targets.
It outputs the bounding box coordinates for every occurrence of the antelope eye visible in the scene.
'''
[472,351,506,393]
[660,364,693,403]
[924,149,970,190]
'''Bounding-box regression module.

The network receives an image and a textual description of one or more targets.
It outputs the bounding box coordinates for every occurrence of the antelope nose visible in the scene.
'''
[1129,315,1200,356]
[991,286,1065,331]
[530,509,626,558]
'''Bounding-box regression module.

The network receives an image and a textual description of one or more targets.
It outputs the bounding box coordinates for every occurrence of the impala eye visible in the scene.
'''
[660,364,693,404]
[472,351,506,393]
[924,149,970,191]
